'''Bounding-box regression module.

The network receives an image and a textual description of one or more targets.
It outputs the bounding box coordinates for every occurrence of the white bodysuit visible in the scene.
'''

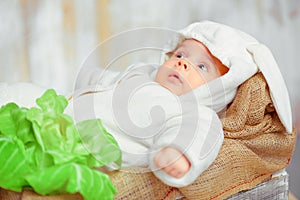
[66,63,224,187]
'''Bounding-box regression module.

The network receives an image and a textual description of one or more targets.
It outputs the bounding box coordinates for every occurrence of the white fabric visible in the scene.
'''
[163,21,292,133]
[0,82,46,108]
[66,64,224,187]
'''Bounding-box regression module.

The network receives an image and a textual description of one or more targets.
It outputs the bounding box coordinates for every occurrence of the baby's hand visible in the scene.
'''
[154,147,190,178]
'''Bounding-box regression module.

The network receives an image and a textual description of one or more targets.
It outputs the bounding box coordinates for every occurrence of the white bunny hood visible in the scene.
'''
[163,21,292,133]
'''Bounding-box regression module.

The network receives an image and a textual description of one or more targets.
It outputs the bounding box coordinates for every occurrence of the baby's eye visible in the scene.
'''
[198,64,208,71]
[175,53,184,59]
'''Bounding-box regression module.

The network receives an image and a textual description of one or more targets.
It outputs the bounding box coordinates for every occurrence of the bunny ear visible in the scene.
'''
[247,44,292,134]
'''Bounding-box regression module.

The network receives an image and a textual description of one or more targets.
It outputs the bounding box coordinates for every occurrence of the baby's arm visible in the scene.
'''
[75,66,120,90]
[149,106,224,187]
[154,147,190,178]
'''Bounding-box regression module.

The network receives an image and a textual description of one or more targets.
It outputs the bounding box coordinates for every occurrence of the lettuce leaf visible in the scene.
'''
[0,137,32,191]
[0,89,122,200]
[26,163,116,199]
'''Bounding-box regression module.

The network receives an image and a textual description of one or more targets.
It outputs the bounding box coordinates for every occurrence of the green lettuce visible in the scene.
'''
[0,89,122,200]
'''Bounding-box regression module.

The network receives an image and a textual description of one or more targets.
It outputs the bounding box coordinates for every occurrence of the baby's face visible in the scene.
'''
[155,39,227,96]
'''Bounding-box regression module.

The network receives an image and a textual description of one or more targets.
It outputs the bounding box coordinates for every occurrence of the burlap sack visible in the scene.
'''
[0,73,296,199]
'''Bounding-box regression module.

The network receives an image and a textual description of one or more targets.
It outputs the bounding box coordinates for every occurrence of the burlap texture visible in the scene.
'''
[0,73,297,199]
[0,188,83,200]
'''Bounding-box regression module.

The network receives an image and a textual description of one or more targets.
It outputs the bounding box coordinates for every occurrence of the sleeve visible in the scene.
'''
[74,63,157,94]
[75,65,120,90]
[149,105,224,188]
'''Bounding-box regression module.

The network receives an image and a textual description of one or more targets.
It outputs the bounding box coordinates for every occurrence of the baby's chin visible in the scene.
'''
[158,82,184,96]
[155,77,192,96]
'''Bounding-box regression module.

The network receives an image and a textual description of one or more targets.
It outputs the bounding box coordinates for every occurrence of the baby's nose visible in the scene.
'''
[177,59,190,70]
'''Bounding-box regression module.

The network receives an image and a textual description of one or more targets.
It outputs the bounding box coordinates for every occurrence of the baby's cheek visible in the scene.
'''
[186,73,206,89]
[162,59,176,68]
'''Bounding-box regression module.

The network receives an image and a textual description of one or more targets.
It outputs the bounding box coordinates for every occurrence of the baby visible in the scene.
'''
[69,23,238,188]
[69,39,227,186]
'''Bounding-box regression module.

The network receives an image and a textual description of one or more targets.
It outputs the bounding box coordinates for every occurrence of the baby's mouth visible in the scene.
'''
[168,72,183,84]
